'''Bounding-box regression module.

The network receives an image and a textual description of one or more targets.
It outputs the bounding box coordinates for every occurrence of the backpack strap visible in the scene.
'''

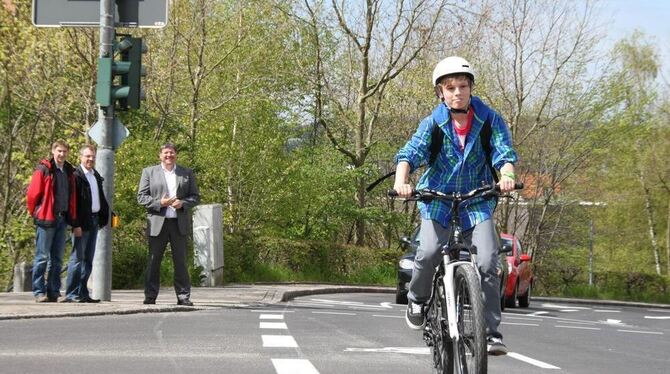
[428,121,443,165]
[480,118,499,183]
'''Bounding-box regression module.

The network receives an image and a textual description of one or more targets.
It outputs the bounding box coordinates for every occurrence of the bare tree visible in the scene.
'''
[471,0,607,258]
[301,0,450,245]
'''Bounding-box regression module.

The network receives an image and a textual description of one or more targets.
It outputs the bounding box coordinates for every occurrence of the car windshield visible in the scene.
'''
[501,238,513,247]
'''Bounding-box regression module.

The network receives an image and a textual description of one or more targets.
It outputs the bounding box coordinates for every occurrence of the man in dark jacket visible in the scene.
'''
[26,140,78,302]
[63,144,109,303]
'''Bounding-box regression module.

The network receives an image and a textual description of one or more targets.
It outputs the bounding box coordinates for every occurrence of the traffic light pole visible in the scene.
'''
[92,0,116,301]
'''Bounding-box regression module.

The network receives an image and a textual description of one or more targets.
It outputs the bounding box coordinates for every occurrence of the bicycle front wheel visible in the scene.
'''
[453,265,487,374]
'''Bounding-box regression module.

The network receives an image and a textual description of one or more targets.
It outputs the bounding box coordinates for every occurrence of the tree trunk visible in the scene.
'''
[637,167,662,275]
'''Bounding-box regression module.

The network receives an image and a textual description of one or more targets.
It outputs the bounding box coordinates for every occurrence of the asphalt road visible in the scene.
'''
[0,293,668,374]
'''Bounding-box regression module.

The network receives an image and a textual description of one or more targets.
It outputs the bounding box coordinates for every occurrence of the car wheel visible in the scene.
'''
[518,282,531,308]
[505,281,518,308]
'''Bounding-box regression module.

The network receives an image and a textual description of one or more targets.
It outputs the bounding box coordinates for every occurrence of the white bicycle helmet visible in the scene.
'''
[432,56,475,86]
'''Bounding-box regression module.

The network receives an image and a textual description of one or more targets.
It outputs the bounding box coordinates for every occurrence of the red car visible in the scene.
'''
[500,233,533,308]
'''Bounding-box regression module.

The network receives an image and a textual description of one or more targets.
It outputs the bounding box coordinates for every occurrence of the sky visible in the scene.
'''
[595,0,670,82]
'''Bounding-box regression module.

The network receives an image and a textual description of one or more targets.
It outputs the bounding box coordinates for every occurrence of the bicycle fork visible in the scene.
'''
[442,254,481,370]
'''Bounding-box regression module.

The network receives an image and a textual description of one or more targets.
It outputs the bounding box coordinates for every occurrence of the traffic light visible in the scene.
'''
[95,35,147,110]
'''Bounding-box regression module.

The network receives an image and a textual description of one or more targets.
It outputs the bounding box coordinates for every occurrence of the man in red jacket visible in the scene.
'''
[26,140,77,302]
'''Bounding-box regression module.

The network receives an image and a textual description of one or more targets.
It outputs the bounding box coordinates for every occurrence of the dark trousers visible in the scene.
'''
[144,218,191,301]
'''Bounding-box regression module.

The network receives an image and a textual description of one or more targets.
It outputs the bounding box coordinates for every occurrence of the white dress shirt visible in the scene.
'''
[162,165,177,218]
[81,165,100,213]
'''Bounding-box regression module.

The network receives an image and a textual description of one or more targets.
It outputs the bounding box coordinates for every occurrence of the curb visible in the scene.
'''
[280,286,394,302]
[532,296,670,309]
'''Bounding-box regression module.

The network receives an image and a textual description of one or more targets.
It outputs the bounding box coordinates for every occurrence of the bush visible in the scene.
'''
[223,230,398,285]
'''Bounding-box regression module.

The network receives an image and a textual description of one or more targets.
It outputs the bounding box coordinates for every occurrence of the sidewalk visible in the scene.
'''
[0,284,394,321]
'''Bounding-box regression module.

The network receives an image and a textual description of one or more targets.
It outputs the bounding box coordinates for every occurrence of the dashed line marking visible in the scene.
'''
[507,352,561,369]
[311,311,356,316]
[260,322,288,329]
[262,335,298,348]
[344,347,429,355]
[502,322,540,326]
[372,314,403,319]
[555,325,601,330]
[272,359,319,374]
[259,314,284,320]
[645,316,670,320]
[617,329,663,335]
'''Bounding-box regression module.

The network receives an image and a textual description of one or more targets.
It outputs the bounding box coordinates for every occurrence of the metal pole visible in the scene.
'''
[92,0,115,301]
[588,217,594,287]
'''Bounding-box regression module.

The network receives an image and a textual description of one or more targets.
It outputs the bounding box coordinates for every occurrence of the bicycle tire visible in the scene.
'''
[428,277,454,374]
[453,265,487,374]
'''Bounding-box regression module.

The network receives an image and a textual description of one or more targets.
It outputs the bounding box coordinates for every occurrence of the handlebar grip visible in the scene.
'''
[387,189,399,197]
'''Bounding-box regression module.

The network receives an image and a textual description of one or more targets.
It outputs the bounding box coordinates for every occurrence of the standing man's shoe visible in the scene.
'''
[79,297,100,303]
[35,295,49,303]
[487,337,508,356]
[60,298,77,303]
[405,301,425,330]
[177,299,193,306]
[143,298,156,305]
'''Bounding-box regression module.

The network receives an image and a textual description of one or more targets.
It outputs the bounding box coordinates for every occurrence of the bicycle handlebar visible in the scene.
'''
[387,182,524,201]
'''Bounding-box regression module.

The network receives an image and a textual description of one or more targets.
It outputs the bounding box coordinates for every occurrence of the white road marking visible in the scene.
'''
[250,310,294,313]
[502,322,540,326]
[311,311,356,316]
[604,319,622,325]
[507,352,561,369]
[379,302,393,309]
[504,315,544,321]
[372,314,403,319]
[554,320,596,325]
[309,298,364,305]
[272,359,319,374]
[260,322,288,329]
[542,303,590,310]
[527,311,549,316]
[348,305,387,310]
[645,316,670,320]
[560,309,580,312]
[555,325,601,330]
[594,309,621,313]
[344,347,430,355]
[262,335,298,348]
[617,329,663,335]
[259,314,284,320]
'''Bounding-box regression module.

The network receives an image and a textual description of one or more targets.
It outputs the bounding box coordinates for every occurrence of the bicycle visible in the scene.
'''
[389,182,523,374]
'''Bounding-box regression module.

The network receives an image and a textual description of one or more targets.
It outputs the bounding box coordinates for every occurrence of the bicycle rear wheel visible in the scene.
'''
[453,265,487,374]
[428,278,454,374]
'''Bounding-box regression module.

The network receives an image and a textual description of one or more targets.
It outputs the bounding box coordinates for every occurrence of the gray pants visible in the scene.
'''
[408,218,503,339]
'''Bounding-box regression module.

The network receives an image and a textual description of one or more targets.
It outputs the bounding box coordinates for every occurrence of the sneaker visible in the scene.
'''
[405,301,425,330]
[487,337,508,356]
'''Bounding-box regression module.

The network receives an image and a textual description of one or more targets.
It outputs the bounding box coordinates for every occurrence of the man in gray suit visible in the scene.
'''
[137,143,200,306]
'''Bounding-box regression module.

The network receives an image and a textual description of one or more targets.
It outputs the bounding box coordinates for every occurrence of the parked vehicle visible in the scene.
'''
[396,228,512,308]
[500,233,533,308]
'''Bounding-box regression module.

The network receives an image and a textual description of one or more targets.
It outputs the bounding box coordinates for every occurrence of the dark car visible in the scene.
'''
[500,233,534,308]
[396,228,512,308]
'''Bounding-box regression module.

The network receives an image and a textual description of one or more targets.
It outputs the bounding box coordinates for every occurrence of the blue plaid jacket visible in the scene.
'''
[395,96,517,230]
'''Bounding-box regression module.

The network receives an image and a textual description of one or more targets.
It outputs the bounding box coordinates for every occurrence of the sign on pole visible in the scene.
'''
[32,0,168,28]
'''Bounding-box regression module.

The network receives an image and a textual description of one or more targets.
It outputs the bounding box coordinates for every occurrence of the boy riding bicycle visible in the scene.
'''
[393,56,517,356]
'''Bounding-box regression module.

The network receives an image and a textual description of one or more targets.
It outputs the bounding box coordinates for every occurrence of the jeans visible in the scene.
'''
[32,216,68,298]
[65,215,99,300]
